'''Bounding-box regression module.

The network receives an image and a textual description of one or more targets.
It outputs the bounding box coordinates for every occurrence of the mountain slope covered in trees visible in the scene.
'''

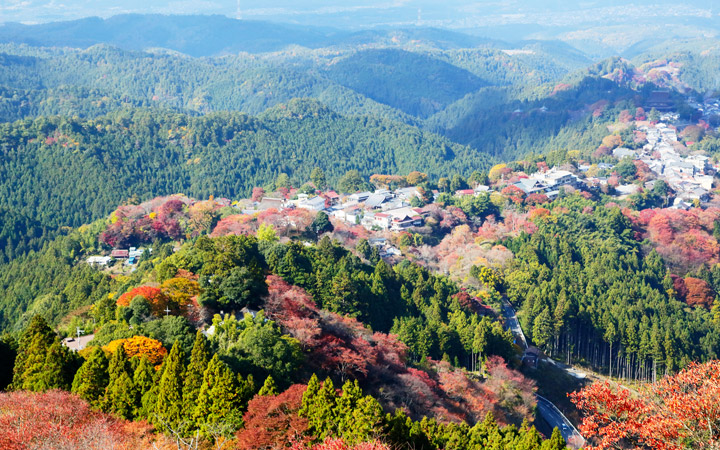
[0,101,494,229]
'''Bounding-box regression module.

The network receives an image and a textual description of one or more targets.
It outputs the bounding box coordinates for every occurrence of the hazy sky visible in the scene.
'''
[1,0,716,27]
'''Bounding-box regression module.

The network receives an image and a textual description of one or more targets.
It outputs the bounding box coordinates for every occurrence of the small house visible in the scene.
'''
[298,196,327,211]
[110,249,129,259]
[86,256,112,267]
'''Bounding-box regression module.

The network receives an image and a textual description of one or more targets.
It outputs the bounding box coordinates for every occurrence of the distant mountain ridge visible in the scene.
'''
[0,14,509,57]
[0,15,340,56]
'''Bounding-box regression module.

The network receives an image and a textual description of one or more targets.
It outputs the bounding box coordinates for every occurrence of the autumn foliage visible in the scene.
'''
[116,279,200,317]
[263,275,535,425]
[629,207,720,273]
[100,195,192,247]
[104,336,168,366]
[410,215,519,283]
[291,438,390,450]
[571,360,720,450]
[212,208,316,239]
[116,285,170,314]
[0,390,154,450]
[672,276,715,309]
[236,384,310,449]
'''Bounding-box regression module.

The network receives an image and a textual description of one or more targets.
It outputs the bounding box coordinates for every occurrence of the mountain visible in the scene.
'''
[0,15,511,57]
[0,15,344,56]
[325,48,489,118]
[0,38,604,162]
[0,101,494,230]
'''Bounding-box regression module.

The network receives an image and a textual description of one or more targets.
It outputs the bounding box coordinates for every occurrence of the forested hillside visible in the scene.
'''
[0,44,416,124]
[0,195,570,449]
[505,197,720,381]
[0,208,52,264]
[6,10,720,450]
[325,49,489,118]
[0,33,602,157]
[0,102,493,229]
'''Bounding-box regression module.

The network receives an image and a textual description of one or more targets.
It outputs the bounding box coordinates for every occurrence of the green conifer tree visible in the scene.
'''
[258,375,277,396]
[183,331,211,411]
[347,395,384,444]
[37,341,76,391]
[469,412,498,447]
[301,376,338,441]
[513,420,543,450]
[193,354,242,437]
[299,373,320,414]
[540,428,567,450]
[133,356,157,419]
[154,341,186,433]
[71,347,110,407]
[103,344,135,419]
[335,380,362,438]
[237,373,256,409]
[12,315,73,391]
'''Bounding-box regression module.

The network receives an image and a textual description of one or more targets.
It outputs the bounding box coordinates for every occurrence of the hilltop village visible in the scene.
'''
[87,110,720,280]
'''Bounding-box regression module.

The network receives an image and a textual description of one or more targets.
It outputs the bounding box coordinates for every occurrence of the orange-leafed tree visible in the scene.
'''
[571,360,720,450]
[116,286,170,315]
[500,185,526,205]
[104,336,168,366]
[405,171,428,186]
[601,134,623,149]
[683,277,715,309]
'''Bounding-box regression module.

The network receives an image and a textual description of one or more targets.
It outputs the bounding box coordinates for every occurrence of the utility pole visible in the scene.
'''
[76,327,84,351]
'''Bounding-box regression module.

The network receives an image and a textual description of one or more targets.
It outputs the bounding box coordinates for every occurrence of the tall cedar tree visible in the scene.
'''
[258,375,278,396]
[154,341,186,433]
[540,428,567,450]
[11,316,76,391]
[71,346,109,407]
[192,354,243,437]
[102,343,135,419]
[300,375,338,442]
[133,356,157,418]
[335,380,384,445]
[183,330,211,410]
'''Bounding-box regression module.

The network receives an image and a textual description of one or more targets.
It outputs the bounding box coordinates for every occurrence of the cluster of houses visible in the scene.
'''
[287,187,429,232]
[687,97,720,122]
[86,247,151,268]
[508,167,581,199]
[607,122,715,208]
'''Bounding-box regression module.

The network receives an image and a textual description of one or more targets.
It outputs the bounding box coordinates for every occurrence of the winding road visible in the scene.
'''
[536,394,585,447]
[501,298,527,349]
[500,298,586,448]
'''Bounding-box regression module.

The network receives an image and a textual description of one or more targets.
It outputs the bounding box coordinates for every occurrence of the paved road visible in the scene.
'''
[499,298,586,448]
[536,394,585,448]
[501,298,527,349]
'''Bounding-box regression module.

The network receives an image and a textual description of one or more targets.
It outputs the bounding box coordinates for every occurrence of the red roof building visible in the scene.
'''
[110,249,129,258]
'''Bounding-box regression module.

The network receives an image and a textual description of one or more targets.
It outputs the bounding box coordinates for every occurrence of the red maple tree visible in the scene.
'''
[0,390,153,450]
[237,384,310,449]
[571,360,720,450]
